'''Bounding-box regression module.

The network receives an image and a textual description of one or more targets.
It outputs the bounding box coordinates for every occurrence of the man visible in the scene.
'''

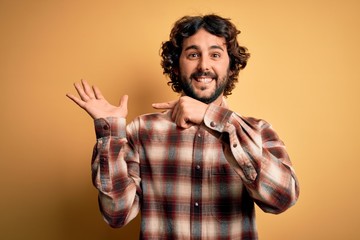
[67,14,299,240]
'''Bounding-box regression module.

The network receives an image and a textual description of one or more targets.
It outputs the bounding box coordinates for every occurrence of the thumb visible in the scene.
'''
[119,95,128,107]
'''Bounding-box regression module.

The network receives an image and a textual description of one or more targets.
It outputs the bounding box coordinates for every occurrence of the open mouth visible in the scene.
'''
[191,71,217,84]
[195,77,214,83]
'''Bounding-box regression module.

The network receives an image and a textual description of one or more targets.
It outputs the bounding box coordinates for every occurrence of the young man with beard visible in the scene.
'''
[67,14,299,240]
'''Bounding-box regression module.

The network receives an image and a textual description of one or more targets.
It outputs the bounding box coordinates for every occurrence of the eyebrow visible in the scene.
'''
[183,45,225,52]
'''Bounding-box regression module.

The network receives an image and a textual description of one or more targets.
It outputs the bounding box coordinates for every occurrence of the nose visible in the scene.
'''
[198,56,210,71]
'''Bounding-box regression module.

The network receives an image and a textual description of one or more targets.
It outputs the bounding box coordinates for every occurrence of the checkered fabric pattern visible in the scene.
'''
[91,101,299,239]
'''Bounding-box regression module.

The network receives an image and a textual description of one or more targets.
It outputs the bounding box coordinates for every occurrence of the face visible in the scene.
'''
[178,28,230,104]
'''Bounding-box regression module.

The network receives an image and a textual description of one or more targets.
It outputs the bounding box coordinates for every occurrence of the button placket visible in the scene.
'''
[191,128,204,237]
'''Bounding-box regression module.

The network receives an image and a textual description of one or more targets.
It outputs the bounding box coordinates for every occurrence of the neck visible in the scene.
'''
[211,95,224,106]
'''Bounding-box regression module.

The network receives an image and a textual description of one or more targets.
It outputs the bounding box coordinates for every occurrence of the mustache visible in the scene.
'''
[190,71,217,79]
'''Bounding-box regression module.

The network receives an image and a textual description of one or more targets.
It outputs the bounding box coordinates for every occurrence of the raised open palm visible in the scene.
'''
[66,80,128,119]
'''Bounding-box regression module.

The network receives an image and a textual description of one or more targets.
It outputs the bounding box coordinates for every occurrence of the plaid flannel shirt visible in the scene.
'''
[92,101,299,240]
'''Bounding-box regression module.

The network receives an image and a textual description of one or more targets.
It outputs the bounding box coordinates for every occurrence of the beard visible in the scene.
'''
[179,70,229,104]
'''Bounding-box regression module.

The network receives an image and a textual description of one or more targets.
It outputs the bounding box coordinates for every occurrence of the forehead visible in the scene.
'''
[182,28,227,50]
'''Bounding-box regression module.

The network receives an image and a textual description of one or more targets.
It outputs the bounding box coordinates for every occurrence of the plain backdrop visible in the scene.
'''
[1,0,359,239]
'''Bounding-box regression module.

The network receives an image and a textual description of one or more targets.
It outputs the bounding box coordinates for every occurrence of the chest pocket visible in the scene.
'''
[211,159,244,222]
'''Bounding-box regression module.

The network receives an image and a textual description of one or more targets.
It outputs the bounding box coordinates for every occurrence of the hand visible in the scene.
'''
[66,79,128,119]
[152,96,208,129]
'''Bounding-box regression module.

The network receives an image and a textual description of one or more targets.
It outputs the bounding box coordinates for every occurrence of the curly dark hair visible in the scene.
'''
[160,14,250,96]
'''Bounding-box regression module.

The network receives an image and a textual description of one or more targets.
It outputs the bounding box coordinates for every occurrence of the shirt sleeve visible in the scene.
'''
[203,103,300,214]
[92,117,141,227]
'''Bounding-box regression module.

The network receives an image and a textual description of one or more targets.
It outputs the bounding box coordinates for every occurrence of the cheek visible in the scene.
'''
[179,61,196,76]
[217,61,231,76]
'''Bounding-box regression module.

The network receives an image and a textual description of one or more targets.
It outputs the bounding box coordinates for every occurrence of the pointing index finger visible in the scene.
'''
[152,100,178,109]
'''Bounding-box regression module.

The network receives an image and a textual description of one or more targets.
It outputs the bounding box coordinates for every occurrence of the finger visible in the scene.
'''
[74,82,90,101]
[118,95,129,118]
[177,116,193,129]
[66,93,85,108]
[119,95,128,108]
[81,79,95,99]
[152,100,178,109]
[181,121,194,129]
[174,105,184,125]
[172,101,179,120]
[93,85,104,99]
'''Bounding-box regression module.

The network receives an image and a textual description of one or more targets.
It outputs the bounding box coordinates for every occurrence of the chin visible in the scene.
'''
[195,94,220,104]
[181,80,225,104]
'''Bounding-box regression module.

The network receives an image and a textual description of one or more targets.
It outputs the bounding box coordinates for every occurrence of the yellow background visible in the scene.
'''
[1,0,359,239]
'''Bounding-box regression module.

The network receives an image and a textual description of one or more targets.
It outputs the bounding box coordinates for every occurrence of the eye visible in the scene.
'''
[211,52,221,58]
[187,52,199,59]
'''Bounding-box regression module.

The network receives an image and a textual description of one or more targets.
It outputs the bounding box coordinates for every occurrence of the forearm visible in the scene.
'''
[92,117,141,227]
[204,104,299,213]
[243,148,299,214]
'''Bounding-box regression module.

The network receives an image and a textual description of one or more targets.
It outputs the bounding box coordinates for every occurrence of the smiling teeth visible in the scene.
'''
[198,78,212,83]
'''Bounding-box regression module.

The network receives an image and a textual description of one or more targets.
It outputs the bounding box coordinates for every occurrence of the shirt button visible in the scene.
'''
[196,165,201,170]
[210,121,216,127]
[195,202,199,207]
[197,133,202,138]
[233,143,238,148]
